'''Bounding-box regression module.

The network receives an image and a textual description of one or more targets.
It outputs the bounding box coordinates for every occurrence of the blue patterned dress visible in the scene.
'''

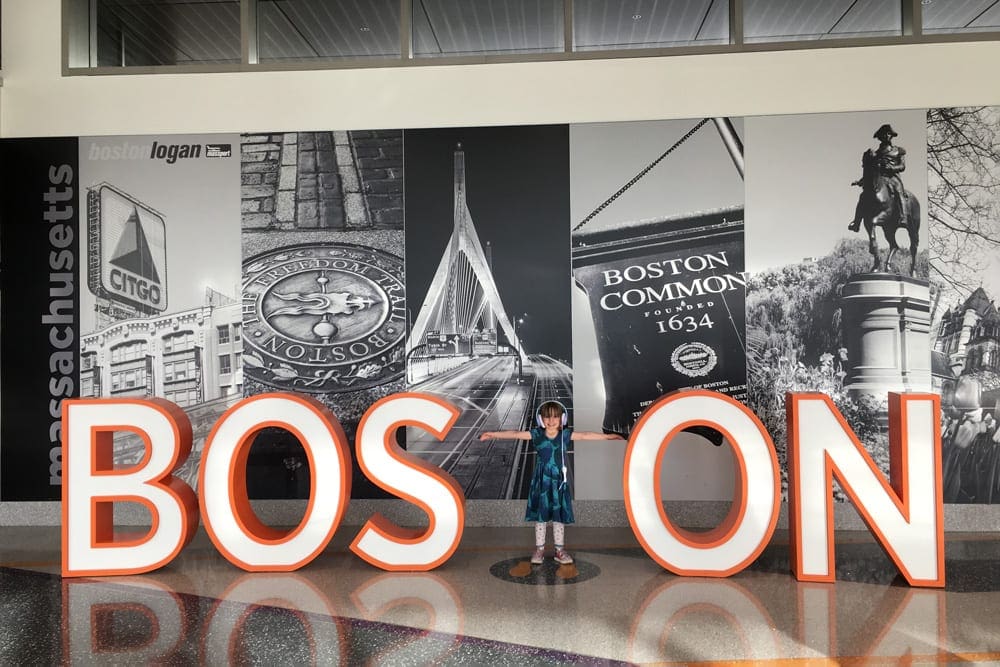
[524,427,574,524]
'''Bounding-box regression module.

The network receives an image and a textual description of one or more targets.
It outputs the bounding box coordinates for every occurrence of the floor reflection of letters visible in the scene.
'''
[350,573,463,665]
[57,543,962,663]
[204,574,345,663]
[63,570,463,665]
[628,576,948,663]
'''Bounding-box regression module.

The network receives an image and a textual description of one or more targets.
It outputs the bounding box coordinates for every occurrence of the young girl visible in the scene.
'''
[479,401,624,565]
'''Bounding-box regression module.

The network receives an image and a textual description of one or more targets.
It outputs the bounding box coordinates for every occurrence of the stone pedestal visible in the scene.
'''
[841,274,932,406]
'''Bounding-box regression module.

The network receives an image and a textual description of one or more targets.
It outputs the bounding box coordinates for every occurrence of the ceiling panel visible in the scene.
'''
[923,0,1000,33]
[88,0,997,70]
[574,0,728,51]
[97,0,240,66]
[972,3,1000,29]
[744,0,900,43]
[413,0,564,57]
[743,0,854,42]
[831,1,900,38]
[258,0,400,61]
[699,0,731,44]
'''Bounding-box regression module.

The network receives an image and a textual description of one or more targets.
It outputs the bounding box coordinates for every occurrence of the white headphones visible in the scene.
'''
[536,400,568,428]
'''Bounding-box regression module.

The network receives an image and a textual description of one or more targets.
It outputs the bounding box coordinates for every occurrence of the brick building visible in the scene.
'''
[79,300,243,406]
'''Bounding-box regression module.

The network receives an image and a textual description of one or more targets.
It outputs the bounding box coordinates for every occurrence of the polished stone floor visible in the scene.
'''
[3,525,1000,664]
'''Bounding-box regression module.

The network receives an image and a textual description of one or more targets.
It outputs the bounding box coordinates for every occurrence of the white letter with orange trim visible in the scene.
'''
[351,393,464,571]
[199,393,351,571]
[62,399,198,577]
[787,392,943,587]
[624,390,780,576]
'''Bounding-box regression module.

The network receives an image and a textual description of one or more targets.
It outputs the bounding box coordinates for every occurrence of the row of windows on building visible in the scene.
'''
[85,323,242,368]
[83,349,242,389]
[80,305,244,408]
[104,354,244,387]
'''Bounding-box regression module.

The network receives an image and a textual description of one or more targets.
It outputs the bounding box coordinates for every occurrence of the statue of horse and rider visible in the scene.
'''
[847,124,921,276]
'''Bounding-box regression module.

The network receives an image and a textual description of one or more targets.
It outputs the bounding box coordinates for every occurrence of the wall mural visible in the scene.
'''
[745,110,930,501]
[1,107,998,504]
[403,126,571,501]
[238,130,406,499]
[78,134,243,494]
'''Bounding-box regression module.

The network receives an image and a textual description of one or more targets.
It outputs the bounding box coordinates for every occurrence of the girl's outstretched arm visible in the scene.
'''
[479,430,531,441]
[570,431,625,441]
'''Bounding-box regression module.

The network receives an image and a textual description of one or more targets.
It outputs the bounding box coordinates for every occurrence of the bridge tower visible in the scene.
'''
[406,144,527,363]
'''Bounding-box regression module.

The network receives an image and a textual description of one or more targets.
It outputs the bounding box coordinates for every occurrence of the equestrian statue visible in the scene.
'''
[847,123,921,276]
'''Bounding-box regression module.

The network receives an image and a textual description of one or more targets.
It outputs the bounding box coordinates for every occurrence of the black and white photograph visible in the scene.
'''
[744,110,930,499]
[403,125,572,500]
[77,133,243,491]
[927,106,1000,504]
[0,138,80,501]
[240,130,406,499]
[570,118,746,500]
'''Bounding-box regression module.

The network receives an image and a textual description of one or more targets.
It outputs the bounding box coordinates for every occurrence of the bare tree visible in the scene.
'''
[926,107,1000,298]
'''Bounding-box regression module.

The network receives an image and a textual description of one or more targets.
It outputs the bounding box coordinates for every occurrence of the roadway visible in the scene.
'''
[407,353,573,499]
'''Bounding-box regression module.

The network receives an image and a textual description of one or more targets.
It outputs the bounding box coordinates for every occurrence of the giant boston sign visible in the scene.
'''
[60,389,944,587]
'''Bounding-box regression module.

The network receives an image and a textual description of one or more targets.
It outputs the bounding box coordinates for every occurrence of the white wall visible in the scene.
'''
[3,1,1000,138]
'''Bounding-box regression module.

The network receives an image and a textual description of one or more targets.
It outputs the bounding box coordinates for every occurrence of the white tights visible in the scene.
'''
[535,521,565,548]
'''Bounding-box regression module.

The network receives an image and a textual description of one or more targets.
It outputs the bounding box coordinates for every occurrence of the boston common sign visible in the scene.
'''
[60,389,944,587]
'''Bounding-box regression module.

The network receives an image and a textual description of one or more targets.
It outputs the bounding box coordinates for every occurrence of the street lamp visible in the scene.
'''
[512,315,525,381]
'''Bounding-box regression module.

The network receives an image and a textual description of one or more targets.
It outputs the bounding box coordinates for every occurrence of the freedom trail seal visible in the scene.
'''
[242,243,405,393]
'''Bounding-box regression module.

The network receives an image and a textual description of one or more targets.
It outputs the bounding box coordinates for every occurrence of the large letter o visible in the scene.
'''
[624,390,779,576]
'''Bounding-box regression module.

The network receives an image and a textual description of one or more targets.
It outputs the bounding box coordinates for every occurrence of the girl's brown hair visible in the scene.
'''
[538,401,565,419]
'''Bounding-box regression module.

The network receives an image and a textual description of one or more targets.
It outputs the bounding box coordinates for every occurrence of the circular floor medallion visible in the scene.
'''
[489,557,600,585]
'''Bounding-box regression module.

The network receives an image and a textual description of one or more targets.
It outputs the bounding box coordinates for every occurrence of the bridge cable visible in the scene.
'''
[573,118,711,233]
